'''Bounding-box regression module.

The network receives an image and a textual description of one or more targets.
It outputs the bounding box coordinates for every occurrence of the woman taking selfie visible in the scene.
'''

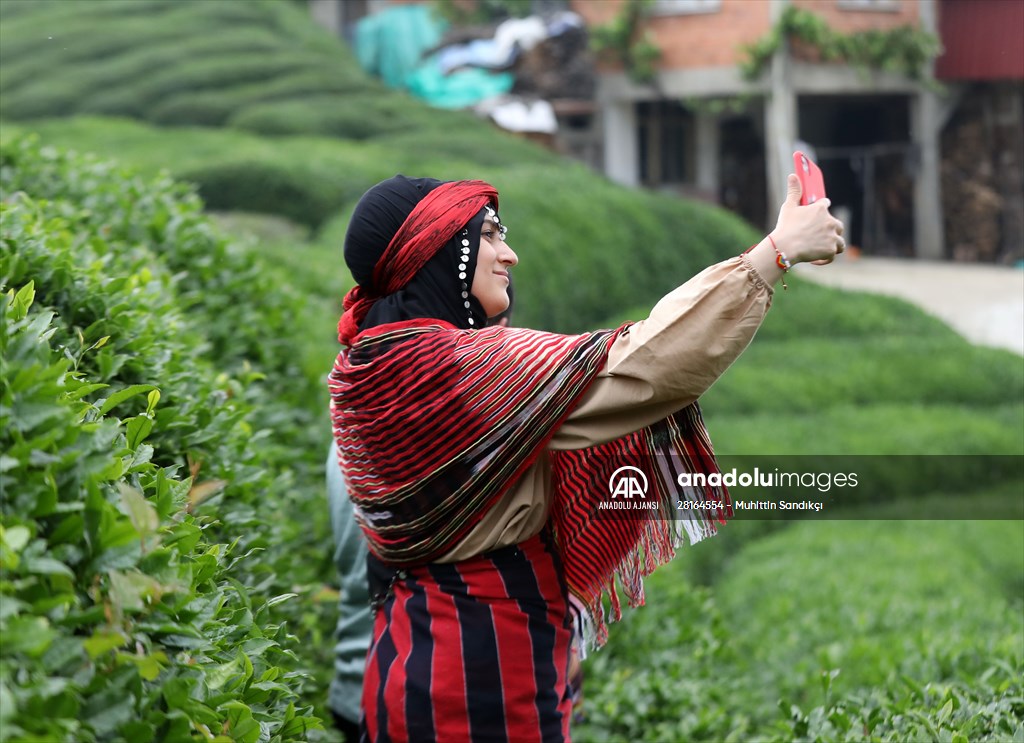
[328,173,843,742]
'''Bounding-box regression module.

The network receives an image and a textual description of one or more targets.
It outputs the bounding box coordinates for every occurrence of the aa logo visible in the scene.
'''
[608,466,648,499]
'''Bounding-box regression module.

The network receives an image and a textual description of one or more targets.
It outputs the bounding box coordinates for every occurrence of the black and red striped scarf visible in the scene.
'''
[330,179,731,647]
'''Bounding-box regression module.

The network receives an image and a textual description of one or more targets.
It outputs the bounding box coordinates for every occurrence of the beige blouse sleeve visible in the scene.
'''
[438,255,773,562]
[549,254,773,450]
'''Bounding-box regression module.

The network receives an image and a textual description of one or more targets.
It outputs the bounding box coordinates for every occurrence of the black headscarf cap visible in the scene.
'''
[344,175,443,289]
[343,174,490,332]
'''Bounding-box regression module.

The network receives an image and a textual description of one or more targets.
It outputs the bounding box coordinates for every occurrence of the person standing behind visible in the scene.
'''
[326,440,368,742]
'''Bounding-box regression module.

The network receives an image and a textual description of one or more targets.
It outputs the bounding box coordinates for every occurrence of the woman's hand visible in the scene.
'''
[771,174,845,265]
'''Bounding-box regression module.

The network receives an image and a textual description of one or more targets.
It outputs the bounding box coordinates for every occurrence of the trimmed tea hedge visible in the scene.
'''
[225,93,475,141]
[150,71,377,128]
[0,117,764,333]
[0,0,501,146]
[574,518,1024,743]
[1,137,332,741]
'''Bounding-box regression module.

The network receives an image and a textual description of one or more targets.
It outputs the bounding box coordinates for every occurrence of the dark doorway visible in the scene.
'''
[799,95,916,256]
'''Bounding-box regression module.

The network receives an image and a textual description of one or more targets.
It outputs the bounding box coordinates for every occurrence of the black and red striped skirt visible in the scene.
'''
[361,529,573,742]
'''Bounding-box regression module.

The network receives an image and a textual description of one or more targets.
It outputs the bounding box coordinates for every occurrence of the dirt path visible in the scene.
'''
[794,256,1024,355]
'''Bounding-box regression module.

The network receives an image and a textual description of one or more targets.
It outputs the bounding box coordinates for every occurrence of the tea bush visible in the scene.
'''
[1,138,335,740]
[1,28,294,120]
[0,0,336,72]
[0,118,764,333]
[79,54,328,121]
[226,93,476,141]
[0,0,496,148]
[1,136,329,424]
[0,118,403,231]
[150,71,377,128]
[573,518,1024,743]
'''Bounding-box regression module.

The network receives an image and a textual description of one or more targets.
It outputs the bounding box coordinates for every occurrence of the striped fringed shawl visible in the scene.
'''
[328,319,731,648]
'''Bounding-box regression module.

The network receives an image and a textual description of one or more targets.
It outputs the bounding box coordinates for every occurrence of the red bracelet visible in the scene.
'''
[768,234,790,290]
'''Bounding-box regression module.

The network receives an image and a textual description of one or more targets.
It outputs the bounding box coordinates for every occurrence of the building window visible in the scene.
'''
[650,0,722,16]
[637,101,694,187]
[837,0,901,11]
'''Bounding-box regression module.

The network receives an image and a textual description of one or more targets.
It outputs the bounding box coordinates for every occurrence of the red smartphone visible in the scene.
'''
[794,151,826,205]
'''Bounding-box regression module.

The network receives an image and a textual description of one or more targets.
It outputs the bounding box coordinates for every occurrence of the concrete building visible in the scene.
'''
[573,0,956,257]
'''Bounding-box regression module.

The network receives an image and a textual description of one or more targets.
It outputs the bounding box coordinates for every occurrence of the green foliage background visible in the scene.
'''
[1,0,1021,741]
[2,140,325,741]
